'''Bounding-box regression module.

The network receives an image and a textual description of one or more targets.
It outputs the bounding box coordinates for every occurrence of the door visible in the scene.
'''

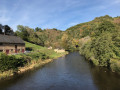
[15,45,17,53]
[6,50,9,54]
[22,49,24,53]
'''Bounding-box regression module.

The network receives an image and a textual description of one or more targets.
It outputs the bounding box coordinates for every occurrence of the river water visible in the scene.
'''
[0,52,120,90]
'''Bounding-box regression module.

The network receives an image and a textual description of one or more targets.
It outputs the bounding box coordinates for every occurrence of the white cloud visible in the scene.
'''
[113,0,120,4]
[0,0,120,31]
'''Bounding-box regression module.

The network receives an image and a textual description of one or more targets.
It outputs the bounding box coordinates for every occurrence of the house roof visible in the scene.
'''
[0,34,25,44]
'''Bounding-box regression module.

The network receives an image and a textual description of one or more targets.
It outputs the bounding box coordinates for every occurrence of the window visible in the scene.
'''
[11,49,13,52]
[18,49,20,52]
[6,50,9,54]
[22,49,24,53]
[0,50,3,52]
[0,43,3,46]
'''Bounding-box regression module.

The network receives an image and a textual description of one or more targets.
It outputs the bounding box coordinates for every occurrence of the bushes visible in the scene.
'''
[96,21,116,35]
[91,57,99,66]
[91,33,114,66]
[0,51,49,72]
[80,42,93,59]
[26,52,49,60]
[80,33,118,67]
[79,20,120,72]
[110,59,120,72]
[0,53,27,72]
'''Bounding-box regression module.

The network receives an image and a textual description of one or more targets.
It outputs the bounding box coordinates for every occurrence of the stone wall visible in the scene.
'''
[0,44,25,54]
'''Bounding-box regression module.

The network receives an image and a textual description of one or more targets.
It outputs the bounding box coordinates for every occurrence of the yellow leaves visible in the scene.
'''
[72,39,79,45]
[61,33,68,42]
[61,34,69,49]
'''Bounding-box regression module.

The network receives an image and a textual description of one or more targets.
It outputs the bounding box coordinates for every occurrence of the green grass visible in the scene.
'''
[0,41,67,80]
[25,41,67,59]
[25,41,44,50]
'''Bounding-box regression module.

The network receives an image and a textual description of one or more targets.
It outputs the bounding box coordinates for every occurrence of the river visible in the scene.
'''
[0,52,120,90]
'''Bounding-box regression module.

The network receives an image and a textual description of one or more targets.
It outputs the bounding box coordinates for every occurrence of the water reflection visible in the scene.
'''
[0,52,120,90]
[90,65,120,90]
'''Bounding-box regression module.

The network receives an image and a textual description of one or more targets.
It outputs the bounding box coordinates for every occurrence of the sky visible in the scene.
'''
[0,0,120,31]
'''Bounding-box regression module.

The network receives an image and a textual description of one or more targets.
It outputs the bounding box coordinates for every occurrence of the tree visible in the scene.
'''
[91,33,114,66]
[96,21,116,36]
[35,27,42,32]
[16,25,32,41]
[3,25,14,35]
[61,33,69,50]
[4,25,11,34]
[0,24,3,34]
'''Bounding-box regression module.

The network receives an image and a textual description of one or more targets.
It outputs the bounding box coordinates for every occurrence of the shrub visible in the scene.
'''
[0,53,27,72]
[26,52,49,60]
[90,57,99,66]
[110,59,120,72]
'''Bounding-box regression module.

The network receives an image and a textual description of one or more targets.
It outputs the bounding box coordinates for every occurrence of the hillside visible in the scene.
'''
[15,15,120,72]
[66,15,120,72]
[25,41,67,59]
[66,15,120,38]
[15,26,64,49]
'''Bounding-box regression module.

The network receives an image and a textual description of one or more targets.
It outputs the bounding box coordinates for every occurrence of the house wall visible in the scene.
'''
[0,44,25,54]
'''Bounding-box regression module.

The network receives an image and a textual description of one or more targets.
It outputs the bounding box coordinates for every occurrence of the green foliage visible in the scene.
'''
[80,32,120,67]
[91,57,99,66]
[35,27,42,32]
[94,15,113,22]
[91,33,114,66]
[110,59,120,72]
[95,21,116,36]
[80,42,93,59]
[15,26,63,48]
[0,41,67,72]
[0,53,27,72]
[77,15,120,72]
[25,41,67,59]
[16,25,32,41]
[26,52,49,60]
[14,15,120,73]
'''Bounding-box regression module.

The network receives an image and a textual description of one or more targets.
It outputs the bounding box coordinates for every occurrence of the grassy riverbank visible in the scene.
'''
[0,42,68,80]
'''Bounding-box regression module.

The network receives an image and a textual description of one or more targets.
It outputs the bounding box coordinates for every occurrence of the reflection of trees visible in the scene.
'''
[90,65,120,90]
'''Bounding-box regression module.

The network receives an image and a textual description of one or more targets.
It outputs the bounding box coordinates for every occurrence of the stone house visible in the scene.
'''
[0,34,25,54]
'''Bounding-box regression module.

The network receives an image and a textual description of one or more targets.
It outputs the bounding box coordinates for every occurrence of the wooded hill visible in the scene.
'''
[15,26,64,49]
[66,15,120,72]
[15,15,120,72]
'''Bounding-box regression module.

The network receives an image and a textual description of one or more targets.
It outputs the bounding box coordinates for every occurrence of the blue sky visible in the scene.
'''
[0,0,120,31]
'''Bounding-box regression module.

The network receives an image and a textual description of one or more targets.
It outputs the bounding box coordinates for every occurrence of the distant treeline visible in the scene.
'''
[15,26,64,48]
[15,25,79,51]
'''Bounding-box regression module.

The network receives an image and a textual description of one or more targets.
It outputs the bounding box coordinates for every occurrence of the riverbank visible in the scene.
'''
[18,52,67,74]
[0,53,67,80]
[0,42,68,80]
[0,59,52,80]
[1,52,120,90]
[79,50,120,74]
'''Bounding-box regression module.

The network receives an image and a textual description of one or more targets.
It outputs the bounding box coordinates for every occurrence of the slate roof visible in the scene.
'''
[0,34,25,44]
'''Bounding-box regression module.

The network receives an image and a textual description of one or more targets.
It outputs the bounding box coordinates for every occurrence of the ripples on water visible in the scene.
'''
[0,52,120,90]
